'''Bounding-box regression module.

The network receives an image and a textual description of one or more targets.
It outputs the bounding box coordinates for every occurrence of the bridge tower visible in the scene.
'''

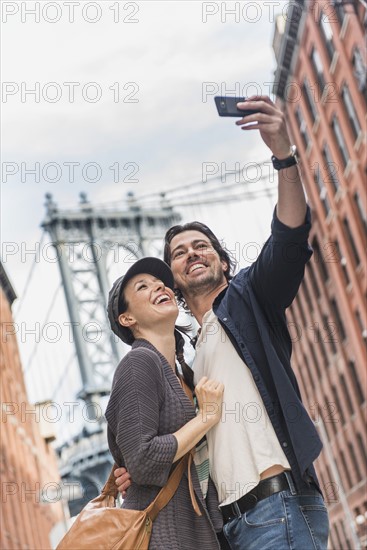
[41,192,180,516]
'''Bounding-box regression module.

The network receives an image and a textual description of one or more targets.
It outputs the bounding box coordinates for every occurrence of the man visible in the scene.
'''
[114,95,330,549]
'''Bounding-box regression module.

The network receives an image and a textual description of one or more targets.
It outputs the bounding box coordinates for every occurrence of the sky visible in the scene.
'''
[2,0,288,441]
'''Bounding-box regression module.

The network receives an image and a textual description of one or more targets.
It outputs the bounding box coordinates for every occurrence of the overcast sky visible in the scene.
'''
[2,1,287,440]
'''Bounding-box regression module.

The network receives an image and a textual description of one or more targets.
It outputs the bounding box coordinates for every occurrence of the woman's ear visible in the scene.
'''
[118,312,136,329]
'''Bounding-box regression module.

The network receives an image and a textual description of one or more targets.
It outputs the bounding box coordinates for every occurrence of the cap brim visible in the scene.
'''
[122,257,174,291]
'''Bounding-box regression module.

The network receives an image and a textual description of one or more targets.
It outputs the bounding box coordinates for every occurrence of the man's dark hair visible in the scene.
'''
[163,221,237,311]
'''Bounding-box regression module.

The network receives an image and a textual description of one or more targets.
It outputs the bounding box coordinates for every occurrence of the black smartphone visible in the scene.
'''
[214,96,261,117]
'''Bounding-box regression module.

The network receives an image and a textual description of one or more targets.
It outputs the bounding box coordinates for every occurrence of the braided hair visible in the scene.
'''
[174,326,195,392]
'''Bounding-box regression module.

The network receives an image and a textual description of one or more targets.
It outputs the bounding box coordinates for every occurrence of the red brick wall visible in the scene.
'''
[0,285,65,550]
[277,2,367,548]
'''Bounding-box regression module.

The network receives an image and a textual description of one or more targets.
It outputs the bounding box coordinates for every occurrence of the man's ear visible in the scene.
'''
[118,312,136,329]
[221,259,229,273]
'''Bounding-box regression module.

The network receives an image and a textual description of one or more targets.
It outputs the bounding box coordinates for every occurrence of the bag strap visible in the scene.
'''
[102,379,201,514]
[101,465,119,499]
[101,450,201,519]
[145,450,201,521]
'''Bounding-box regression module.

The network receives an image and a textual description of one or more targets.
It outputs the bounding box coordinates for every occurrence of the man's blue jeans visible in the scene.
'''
[222,475,329,550]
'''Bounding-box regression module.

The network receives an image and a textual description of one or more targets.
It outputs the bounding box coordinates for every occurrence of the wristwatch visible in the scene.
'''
[271,145,298,170]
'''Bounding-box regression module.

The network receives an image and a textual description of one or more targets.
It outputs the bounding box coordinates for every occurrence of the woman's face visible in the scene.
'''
[118,273,178,336]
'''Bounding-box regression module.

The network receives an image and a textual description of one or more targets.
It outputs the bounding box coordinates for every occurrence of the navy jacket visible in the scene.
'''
[212,206,323,492]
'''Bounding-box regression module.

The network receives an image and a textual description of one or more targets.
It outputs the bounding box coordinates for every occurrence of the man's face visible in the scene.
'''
[169,230,228,297]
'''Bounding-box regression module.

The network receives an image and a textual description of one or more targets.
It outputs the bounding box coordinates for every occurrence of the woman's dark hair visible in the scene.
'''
[164,221,237,311]
[174,326,195,391]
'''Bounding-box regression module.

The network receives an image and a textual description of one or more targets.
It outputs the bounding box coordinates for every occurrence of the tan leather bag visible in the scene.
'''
[56,452,200,550]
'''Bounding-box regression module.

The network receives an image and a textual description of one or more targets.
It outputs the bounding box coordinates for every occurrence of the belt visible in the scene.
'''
[220,472,291,524]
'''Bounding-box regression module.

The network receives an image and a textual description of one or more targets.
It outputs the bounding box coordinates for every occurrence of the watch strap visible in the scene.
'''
[271,145,298,171]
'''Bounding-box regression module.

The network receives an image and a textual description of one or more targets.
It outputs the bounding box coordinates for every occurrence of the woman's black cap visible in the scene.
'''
[107,257,175,345]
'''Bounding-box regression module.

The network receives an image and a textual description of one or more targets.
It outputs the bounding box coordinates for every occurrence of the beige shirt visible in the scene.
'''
[193,309,290,506]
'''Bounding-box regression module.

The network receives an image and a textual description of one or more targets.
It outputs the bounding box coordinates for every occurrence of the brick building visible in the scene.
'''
[0,262,66,549]
[272,1,366,548]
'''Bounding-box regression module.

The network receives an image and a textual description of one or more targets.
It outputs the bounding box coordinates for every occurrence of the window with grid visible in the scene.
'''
[343,217,361,266]
[322,142,340,193]
[330,297,347,342]
[319,11,335,62]
[310,46,326,96]
[353,191,367,234]
[331,115,350,168]
[341,83,362,139]
[295,106,311,149]
[352,46,367,98]
[302,78,318,122]
[334,240,350,284]
[313,163,331,216]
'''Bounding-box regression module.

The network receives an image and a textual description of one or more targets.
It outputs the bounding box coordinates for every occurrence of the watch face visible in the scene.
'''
[290,145,297,157]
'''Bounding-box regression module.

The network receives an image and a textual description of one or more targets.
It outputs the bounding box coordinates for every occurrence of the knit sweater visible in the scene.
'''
[105,338,222,550]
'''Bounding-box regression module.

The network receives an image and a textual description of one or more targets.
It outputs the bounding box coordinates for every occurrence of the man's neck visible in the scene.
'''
[184,281,228,326]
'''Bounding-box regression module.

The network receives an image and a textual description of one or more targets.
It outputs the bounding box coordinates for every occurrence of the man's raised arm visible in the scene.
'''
[236,95,307,228]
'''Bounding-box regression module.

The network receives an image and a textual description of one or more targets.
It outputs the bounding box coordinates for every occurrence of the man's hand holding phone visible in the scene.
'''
[214,96,262,117]
[215,94,292,159]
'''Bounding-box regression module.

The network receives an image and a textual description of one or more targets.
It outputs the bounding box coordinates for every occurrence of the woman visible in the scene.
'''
[106,257,224,550]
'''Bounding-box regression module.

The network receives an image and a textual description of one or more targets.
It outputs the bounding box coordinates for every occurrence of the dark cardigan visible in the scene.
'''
[105,339,222,550]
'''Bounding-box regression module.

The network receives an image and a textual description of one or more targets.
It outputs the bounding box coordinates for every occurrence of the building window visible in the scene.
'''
[343,217,361,266]
[303,352,315,390]
[312,238,329,282]
[331,384,345,425]
[315,322,329,369]
[302,277,313,312]
[310,47,326,96]
[307,262,321,299]
[322,142,340,193]
[295,107,311,149]
[334,240,350,284]
[352,46,367,98]
[331,0,347,26]
[323,397,338,436]
[313,164,331,216]
[324,469,341,505]
[340,449,353,488]
[348,360,365,405]
[341,83,361,139]
[340,374,354,415]
[323,314,337,354]
[319,12,335,62]
[297,360,309,403]
[310,340,322,379]
[325,464,334,486]
[302,78,318,122]
[357,432,367,462]
[348,441,363,482]
[355,309,367,341]
[340,519,352,550]
[333,522,344,550]
[296,297,307,326]
[330,297,347,341]
[331,115,350,168]
[354,191,367,235]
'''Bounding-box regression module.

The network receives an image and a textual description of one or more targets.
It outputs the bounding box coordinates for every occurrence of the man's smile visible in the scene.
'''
[186,262,207,275]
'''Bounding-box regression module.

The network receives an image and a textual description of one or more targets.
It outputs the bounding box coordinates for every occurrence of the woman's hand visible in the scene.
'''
[195,376,224,426]
[114,467,131,496]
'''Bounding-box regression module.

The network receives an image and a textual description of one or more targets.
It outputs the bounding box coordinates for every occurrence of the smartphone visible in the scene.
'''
[214,96,261,117]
